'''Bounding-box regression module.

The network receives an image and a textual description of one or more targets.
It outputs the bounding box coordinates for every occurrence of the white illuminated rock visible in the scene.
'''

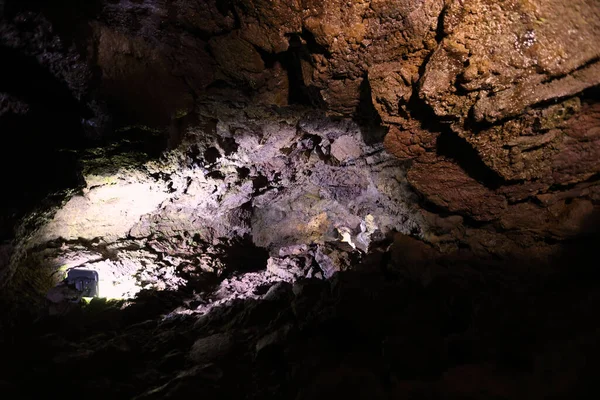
[10,104,425,310]
[35,181,169,243]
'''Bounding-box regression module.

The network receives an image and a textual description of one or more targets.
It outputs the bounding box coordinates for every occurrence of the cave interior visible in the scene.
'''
[1,0,600,399]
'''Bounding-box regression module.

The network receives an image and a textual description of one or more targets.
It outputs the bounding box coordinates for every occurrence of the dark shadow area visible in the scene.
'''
[2,231,600,399]
[218,234,270,275]
[434,3,448,43]
[0,46,88,240]
[354,75,388,145]
[545,207,600,285]
[435,132,505,189]
[278,34,326,107]
[3,0,103,50]
[251,40,316,107]
[582,84,600,103]
[545,172,600,195]
[0,45,91,137]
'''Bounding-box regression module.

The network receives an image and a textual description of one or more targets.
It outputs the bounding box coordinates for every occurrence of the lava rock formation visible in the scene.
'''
[1,1,599,399]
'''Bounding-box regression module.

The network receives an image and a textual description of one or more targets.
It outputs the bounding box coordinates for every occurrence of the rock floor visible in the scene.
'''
[2,243,600,400]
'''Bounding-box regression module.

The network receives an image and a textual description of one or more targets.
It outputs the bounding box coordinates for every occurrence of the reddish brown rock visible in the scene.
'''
[235,0,302,53]
[551,102,600,185]
[421,0,600,125]
[383,124,438,161]
[474,63,600,124]
[546,198,597,237]
[253,62,290,107]
[496,181,551,204]
[419,0,600,186]
[407,160,507,222]
[449,98,599,184]
[208,31,267,87]
[171,0,236,36]
[319,78,363,116]
[300,0,443,113]
[368,61,420,124]
[60,0,446,123]
[536,181,600,206]
[497,202,555,233]
[460,101,574,181]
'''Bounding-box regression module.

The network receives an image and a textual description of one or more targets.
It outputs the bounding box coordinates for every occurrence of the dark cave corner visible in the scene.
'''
[550,208,600,283]
[355,75,387,146]
[434,131,505,190]
[0,46,88,241]
[281,33,327,108]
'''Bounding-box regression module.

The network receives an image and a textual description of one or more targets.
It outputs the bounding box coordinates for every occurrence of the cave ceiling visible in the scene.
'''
[1,1,600,399]
[0,0,599,303]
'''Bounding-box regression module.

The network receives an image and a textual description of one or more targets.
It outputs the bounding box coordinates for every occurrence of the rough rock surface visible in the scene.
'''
[1,1,599,399]
[1,0,598,262]
[2,237,600,399]
[383,0,600,258]
[3,103,423,304]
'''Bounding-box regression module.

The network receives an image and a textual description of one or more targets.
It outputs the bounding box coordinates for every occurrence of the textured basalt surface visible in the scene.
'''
[1,1,600,399]
[4,103,424,308]
[2,0,598,263]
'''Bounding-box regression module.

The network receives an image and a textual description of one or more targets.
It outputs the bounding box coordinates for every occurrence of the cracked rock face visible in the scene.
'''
[0,0,597,307]
[1,1,600,399]
[7,104,423,305]
[1,0,598,266]
[386,0,600,259]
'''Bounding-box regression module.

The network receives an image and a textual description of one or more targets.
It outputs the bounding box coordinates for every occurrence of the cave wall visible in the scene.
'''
[1,0,600,263]
[2,2,600,398]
